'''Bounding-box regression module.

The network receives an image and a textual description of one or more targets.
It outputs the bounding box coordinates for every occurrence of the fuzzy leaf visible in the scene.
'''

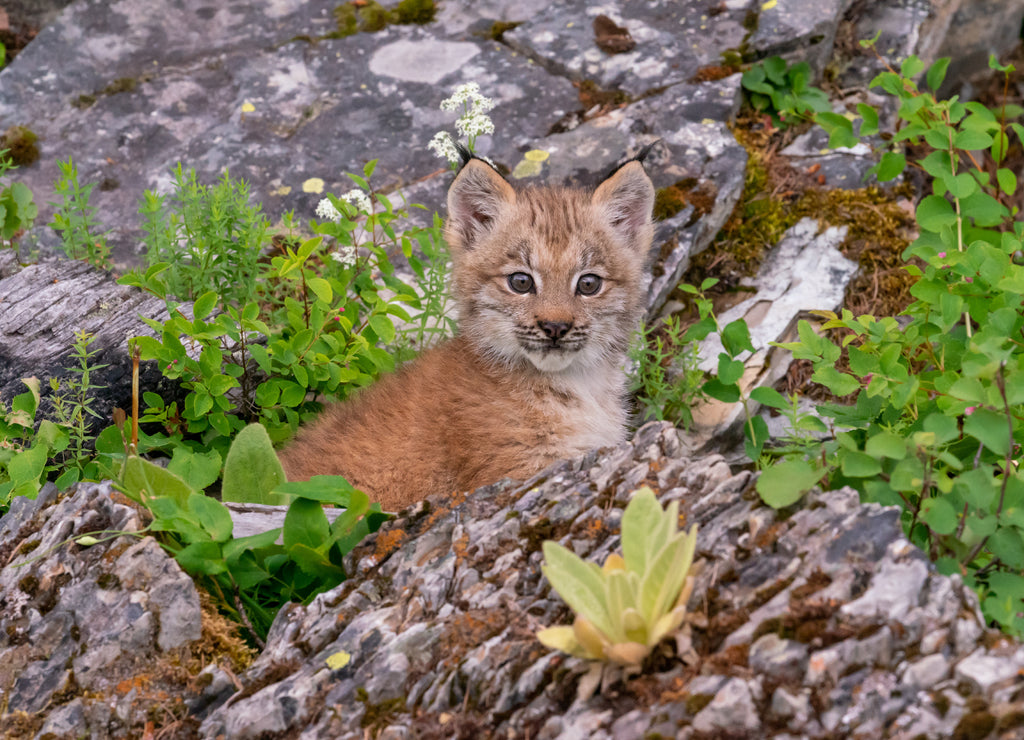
[542,541,615,639]
[221,423,289,504]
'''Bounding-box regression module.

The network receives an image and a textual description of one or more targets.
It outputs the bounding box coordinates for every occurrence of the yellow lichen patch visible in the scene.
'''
[325,650,351,670]
[241,100,256,113]
[524,149,550,162]
[302,177,325,194]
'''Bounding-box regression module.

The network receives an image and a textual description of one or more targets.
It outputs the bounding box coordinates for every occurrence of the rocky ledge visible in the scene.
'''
[3,423,1022,738]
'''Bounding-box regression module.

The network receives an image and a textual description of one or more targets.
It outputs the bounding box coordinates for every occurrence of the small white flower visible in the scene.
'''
[340,188,372,214]
[330,246,357,268]
[428,131,460,164]
[455,112,495,138]
[440,82,481,111]
[316,198,342,223]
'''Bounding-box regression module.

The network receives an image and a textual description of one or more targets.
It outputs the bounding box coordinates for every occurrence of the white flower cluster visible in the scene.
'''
[340,188,372,214]
[330,246,357,268]
[315,197,342,223]
[427,131,460,165]
[439,82,495,114]
[430,82,497,165]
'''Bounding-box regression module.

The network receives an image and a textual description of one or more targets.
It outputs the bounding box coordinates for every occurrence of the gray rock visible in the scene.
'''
[902,652,951,690]
[747,0,852,74]
[749,633,809,682]
[692,677,760,734]
[954,649,1022,697]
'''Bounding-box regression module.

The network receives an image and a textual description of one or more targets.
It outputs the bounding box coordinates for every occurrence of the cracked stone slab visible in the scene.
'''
[684,218,858,453]
[3,11,577,267]
[504,0,755,98]
[747,0,853,75]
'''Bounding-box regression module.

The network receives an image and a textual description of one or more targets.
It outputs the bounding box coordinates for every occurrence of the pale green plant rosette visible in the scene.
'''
[538,486,698,666]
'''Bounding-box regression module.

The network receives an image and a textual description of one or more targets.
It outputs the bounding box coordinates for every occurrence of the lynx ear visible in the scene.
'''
[446,159,516,251]
[592,160,655,247]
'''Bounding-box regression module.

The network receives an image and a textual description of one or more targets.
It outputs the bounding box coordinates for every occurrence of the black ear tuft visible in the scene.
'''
[454,141,473,168]
[602,140,661,181]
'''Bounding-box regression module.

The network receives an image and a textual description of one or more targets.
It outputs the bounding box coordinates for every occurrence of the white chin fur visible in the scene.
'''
[526,350,577,373]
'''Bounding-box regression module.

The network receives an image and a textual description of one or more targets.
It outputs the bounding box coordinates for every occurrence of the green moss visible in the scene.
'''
[489,20,521,41]
[392,0,437,24]
[331,4,359,37]
[358,0,391,32]
[72,93,97,110]
[1,125,39,167]
[101,77,138,95]
[356,688,408,729]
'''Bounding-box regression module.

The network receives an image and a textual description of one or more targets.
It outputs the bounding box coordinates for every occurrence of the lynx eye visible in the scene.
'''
[508,272,535,294]
[576,274,603,296]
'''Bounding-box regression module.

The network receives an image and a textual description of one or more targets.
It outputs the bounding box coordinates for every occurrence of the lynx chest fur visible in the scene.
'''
[278,152,656,511]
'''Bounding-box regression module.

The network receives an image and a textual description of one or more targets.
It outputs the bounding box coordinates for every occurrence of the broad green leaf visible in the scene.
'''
[368,314,396,344]
[749,386,787,409]
[175,541,227,575]
[120,455,195,506]
[756,458,822,508]
[542,541,615,639]
[192,291,218,320]
[717,355,745,385]
[963,407,1010,457]
[840,451,882,478]
[920,497,958,535]
[916,195,957,231]
[875,151,906,182]
[283,497,330,551]
[926,57,950,91]
[702,378,740,403]
[621,487,661,575]
[288,542,347,582]
[167,447,222,491]
[721,319,754,357]
[188,493,233,543]
[8,444,46,486]
[307,277,332,303]
[273,475,357,505]
[989,527,1024,569]
[221,423,288,504]
[810,366,860,397]
[865,430,907,459]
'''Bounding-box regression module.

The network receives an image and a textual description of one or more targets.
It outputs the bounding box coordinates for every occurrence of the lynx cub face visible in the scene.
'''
[278,152,656,511]
[446,157,655,377]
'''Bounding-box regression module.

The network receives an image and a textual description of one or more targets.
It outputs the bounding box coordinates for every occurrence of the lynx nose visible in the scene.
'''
[538,320,572,340]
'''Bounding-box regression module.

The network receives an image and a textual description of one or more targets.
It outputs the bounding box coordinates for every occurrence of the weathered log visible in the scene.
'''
[0,253,187,432]
[223,501,346,540]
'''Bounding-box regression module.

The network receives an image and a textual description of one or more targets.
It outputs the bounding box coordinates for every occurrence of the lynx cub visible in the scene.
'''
[278,150,656,511]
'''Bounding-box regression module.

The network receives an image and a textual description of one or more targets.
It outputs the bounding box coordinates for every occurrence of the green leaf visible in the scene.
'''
[187,493,234,543]
[283,497,330,551]
[272,475,356,505]
[756,458,822,509]
[717,355,745,385]
[7,444,46,486]
[307,277,332,304]
[287,542,347,582]
[810,366,860,397]
[621,487,663,575]
[221,423,289,504]
[953,129,994,150]
[192,291,219,320]
[857,103,879,137]
[989,527,1024,569]
[368,313,396,344]
[175,541,227,576]
[120,455,195,506]
[964,408,1010,457]
[749,386,787,409]
[920,497,958,535]
[900,55,925,79]
[542,541,614,639]
[926,57,950,91]
[167,447,222,491]
[997,168,1017,196]
[702,378,740,403]
[720,319,754,357]
[865,430,907,459]
[840,451,882,478]
[875,151,906,182]
[916,195,957,231]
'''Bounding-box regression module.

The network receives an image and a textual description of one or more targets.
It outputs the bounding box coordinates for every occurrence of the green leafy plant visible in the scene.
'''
[50,157,111,268]
[117,423,388,642]
[0,149,37,247]
[139,165,269,306]
[121,160,448,458]
[760,52,1024,635]
[0,379,70,507]
[628,316,706,429]
[538,486,698,666]
[741,56,831,127]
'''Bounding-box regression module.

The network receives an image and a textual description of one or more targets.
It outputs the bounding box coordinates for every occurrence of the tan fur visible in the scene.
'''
[278,157,655,511]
